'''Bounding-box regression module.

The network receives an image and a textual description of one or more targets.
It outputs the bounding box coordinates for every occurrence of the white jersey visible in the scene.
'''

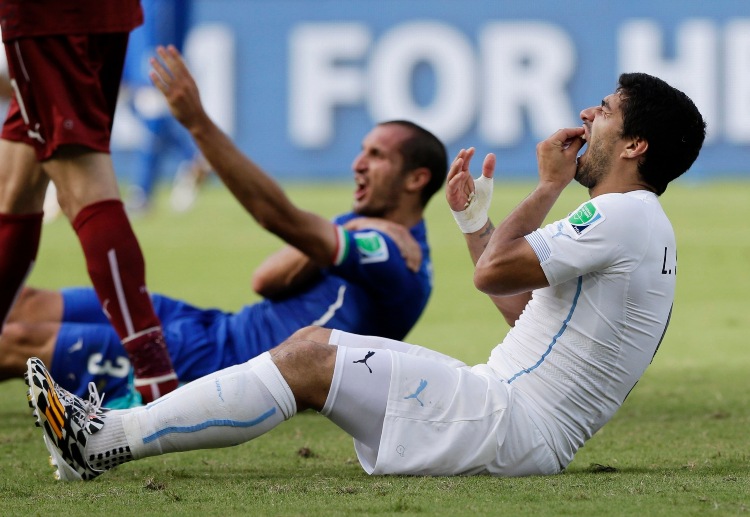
[490,190,677,468]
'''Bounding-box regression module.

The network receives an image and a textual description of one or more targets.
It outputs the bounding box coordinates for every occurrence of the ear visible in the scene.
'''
[621,136,648,160]
[405,166,431,193]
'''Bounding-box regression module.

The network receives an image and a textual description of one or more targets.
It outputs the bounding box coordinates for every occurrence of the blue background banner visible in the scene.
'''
[113,0,750,181]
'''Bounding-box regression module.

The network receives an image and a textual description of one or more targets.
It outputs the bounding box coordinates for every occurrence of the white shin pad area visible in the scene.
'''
[124,353,294,458]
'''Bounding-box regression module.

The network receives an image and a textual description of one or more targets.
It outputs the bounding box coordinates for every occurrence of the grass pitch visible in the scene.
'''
[1,179,749,516]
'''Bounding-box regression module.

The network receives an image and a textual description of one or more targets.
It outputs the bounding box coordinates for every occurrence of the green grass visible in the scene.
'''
[2,180,749,516]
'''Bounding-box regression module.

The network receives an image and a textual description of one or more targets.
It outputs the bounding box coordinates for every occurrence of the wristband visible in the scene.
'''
[450,174,493,233]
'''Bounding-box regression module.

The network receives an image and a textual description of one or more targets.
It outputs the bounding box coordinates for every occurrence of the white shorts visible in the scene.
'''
[330,330,561,477]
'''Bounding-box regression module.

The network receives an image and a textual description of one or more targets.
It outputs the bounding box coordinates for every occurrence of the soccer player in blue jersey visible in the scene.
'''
[0,47,446,408]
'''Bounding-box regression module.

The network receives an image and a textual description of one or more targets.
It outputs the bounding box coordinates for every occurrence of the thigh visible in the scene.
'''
[153,297,234,383]
[2,34,129,160]
[60,287,109,323]
[0,321,57,379]
[6,287,64,324]
[61,288,175,325]
[356,354,508,475]
[330,329,467,369]
[50,322,130,401]
[356,355,557,477]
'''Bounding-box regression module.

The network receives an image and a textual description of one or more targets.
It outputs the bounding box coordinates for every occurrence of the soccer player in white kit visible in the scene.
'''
[25,71,706,481]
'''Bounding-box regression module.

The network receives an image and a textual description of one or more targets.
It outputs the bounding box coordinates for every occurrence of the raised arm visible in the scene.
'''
[445,148,531,325]
[150,45,338,267]
[473,128,586,296]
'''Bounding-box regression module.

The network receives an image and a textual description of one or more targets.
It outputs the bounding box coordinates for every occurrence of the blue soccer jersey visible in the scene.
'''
[227,214,432,358]
[51,213,432,405]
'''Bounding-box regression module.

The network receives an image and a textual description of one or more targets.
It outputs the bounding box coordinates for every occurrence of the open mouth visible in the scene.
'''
[354,177,367,201]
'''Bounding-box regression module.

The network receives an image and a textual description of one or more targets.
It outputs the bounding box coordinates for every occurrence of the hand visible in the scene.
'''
[536,127,585,188]
[446,148,495,233]
[149,45,207,132]
[343,218,422,272]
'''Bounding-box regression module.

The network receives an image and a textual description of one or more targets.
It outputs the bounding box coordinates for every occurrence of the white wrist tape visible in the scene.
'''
[450,174,493,233]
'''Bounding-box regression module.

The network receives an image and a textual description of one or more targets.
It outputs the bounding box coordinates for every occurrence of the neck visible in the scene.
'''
[385,211,423,228]
[588,166,655,198]
[381,202,424,228]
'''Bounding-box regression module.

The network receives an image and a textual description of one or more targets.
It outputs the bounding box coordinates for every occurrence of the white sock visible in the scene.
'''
[106,352,296,460]
[86,409,133,471]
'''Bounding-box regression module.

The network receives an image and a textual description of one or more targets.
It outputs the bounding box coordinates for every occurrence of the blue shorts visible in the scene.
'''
[51,288,249,407]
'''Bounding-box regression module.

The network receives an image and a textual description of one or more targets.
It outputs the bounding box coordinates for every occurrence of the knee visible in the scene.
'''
[7,287,37,322]
[270,338,336,410]
[287,325,333,344]
[272,337,335,369]
[1,321,33,344]
[6,287,62,324]
[0,323,36,378]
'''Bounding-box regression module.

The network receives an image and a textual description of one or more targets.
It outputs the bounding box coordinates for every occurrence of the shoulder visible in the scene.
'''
[591,190,662,212]
[333,212,356,225]
[410,218,427,237]
[573,191,664,228]
[587,191,672,251]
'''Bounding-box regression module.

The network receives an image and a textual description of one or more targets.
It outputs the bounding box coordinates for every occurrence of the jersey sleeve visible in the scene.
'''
[329,225,418,295]
[524,195,647,286]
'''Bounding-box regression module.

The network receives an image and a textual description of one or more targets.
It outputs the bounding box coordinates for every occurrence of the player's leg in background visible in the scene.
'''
[44,146,177,403]
[0,320,57,381]
[5,286,65,325]
[125,114,167,214]
[42,30,177,403]
[0,139,47,327]
[170,144,212,212]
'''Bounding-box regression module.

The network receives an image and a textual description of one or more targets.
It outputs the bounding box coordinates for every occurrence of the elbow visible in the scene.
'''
[473,263,501,296]
[251,272,272,297]
[502,313,519,328]
[473,258,517,297]
[250,275,265,296]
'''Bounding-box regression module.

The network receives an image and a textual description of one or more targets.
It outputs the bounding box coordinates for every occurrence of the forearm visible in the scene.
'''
[187,117,336,265]
[188,118,294,226]
[474,182,563,295]
[463,219,531,324]
[151,45,338,265]
[463,219,494,266]
[252,246,320,298]
[492,181,564,245]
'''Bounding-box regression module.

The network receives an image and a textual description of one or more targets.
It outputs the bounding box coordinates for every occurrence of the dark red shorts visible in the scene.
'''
[1,33,129,161]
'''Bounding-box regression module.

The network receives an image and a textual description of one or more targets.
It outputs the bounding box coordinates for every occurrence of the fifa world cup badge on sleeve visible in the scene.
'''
[354,231,390,264]
[567,201,605,239]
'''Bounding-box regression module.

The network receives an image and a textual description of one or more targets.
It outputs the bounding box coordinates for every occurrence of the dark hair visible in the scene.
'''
[617,73,706,195]
[379,120,447,207]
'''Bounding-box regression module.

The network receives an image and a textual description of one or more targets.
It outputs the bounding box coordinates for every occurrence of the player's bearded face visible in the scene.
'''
[353,169,405,217]
[575,130,617,189]
[351,125,411,217]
